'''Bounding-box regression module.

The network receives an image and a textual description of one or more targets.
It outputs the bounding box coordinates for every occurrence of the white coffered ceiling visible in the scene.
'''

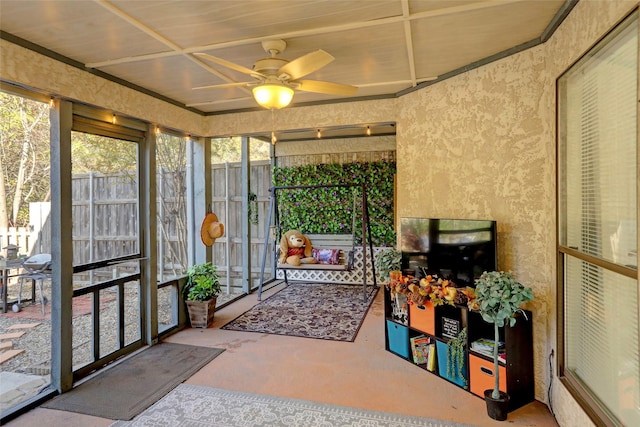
[1,0,573,115]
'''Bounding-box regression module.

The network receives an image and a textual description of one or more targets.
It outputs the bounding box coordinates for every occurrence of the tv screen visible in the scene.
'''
[400,218,497,287]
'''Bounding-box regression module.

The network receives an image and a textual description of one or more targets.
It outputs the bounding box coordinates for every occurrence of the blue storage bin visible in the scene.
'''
[386,320,409,358]
[436,340,468,388]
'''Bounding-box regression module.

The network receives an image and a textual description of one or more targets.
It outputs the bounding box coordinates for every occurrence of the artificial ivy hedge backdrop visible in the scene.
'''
[273,160,395,247]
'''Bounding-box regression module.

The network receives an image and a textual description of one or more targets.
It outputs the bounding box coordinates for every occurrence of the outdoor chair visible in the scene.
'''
[16,253,52,315]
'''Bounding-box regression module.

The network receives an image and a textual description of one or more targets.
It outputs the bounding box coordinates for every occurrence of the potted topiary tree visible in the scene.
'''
[474,271,534,421]
[184,262,221,328]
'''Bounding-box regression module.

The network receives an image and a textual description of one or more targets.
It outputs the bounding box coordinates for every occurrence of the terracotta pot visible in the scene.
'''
[484,389,510,421]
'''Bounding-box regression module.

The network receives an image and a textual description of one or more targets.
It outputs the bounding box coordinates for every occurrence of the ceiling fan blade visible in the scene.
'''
[194,53,265,78]
[278,50,334,80]
[296,80,357,96]
[192,81,253,90]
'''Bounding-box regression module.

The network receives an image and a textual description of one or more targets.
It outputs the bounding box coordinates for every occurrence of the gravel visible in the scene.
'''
[0,285,242,376]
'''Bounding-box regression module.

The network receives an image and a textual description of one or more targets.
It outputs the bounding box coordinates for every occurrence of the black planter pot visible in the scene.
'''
[484,389,510,421]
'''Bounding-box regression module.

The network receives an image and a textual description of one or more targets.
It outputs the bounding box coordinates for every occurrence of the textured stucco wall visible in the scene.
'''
[275,135,396,157]
[0,41,203,135]
[394,2,637,426]
[1,1,638,425]
[396,37,555,403]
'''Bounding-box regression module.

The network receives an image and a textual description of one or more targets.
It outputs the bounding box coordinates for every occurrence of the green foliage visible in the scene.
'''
[272,160,396,246]
[0,93,51,227]
[375,248,402,282]
[474,271,534,328]
[184,262,221,301]
[474,271,534,399]
[211,136,270,164]
[71,132,138,175]
[446,327,468,388]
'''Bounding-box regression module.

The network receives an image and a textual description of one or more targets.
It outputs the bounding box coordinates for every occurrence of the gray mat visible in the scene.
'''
[111,384,477,427]
[43,342,224,420]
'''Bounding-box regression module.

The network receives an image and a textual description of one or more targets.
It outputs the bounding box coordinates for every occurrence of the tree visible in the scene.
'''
[0,92,50,228]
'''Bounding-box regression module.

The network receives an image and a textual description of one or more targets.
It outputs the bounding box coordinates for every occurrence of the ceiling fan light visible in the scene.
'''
[252,84,294,109]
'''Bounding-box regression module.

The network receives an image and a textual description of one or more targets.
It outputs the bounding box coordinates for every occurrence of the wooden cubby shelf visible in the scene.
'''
[384,287,534,412]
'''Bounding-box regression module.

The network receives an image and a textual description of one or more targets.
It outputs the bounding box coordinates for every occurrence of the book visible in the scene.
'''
[410,335,432,365]
[470,338,504,356]
[426,343,436,372]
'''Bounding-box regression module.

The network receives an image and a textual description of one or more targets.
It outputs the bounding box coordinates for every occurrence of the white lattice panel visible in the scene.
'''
[277,247,385,285]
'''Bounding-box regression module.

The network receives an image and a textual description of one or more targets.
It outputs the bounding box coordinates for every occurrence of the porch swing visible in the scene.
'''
[257,183,377,302]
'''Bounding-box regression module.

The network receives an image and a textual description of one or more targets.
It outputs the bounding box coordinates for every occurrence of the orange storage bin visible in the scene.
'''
[469,354,506,397]
[409,301,435,335]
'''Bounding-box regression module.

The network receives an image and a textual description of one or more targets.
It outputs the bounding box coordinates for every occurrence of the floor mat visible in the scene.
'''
[221,283,378,341]
[42,342,224,420]
[111,383,477,427]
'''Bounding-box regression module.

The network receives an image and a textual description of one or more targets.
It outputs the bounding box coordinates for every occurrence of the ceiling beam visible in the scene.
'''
[93,0,252,95]
[401,0,417,87]
[86,0,526,69]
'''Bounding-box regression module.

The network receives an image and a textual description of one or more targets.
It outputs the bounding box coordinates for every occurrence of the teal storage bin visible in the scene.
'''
[386,320,409,358]
[436,340,468,388]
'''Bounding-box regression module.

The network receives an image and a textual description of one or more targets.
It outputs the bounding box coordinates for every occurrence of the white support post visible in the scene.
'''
[241,137,250,293]
[49,99,74,393]
[186,136,211,266]
[224,162,231,293]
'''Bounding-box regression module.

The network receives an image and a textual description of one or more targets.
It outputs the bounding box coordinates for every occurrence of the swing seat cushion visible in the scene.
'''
[277,233,355,271]
[277,262,351,271]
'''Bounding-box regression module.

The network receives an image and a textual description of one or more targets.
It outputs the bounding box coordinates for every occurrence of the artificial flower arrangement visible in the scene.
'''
[386,272,479,309]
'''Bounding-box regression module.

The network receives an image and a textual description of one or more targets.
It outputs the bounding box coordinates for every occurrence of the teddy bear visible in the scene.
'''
[279,230,318,266]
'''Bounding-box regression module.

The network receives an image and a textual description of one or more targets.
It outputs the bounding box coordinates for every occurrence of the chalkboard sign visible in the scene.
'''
[442,317,461,339]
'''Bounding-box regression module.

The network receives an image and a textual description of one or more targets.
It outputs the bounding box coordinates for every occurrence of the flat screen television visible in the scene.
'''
[400,217,497,287]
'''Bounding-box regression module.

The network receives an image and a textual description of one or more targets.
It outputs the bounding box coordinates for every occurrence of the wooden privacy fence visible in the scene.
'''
[2,151,392,291]
[0,202,51,258]
[0,227,36,257]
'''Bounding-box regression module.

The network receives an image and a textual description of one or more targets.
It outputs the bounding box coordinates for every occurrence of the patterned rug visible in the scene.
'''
[221,283,378,341]
[111,384,476,427]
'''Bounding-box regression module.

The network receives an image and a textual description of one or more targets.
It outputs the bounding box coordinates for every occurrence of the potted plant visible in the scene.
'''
[474,271,534,421]
[377,248,406,322]
[184,262,221,328]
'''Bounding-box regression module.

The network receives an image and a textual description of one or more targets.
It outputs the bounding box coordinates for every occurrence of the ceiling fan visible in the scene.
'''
[193,39,357,109]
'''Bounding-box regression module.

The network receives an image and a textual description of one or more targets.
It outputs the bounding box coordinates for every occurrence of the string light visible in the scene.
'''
[271,131,277,145]
[49,97,54,107]
[112,114,116,124]
[316,129,321,139]
[366,126,371,136]
[155,126,160,135]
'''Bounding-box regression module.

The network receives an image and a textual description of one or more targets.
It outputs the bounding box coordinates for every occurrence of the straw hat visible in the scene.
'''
[200,212,225,246]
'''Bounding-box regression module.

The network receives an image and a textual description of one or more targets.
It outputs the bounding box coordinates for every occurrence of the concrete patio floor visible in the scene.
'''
[5,283,558,427]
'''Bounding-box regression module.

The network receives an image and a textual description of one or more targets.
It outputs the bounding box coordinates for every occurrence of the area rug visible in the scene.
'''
[111,384,476,427]
[42,342,224,420]
[221,283,378,341]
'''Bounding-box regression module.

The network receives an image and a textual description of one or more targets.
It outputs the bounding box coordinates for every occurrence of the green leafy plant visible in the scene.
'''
[272,160,396,246]
[375,248,402,282]
[184,262,221,301]
[446,327,468,388]
[474,271,534,399]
